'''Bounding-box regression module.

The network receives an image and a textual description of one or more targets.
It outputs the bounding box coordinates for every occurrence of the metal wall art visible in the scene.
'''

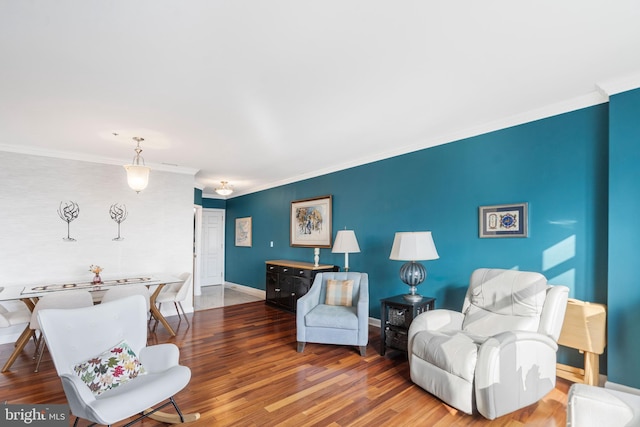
[109,203,128,241]
[58,200,80,241]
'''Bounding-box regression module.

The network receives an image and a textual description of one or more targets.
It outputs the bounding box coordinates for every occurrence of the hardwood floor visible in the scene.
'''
[0,301,571,426]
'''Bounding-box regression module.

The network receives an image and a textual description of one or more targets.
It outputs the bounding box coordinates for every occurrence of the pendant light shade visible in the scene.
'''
[124,137,150,193]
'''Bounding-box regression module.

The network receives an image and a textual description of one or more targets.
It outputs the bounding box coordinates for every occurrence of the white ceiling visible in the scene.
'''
[1,1,640,197]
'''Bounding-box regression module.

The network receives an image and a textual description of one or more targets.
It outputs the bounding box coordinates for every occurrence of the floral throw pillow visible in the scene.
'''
[73,340,146,396]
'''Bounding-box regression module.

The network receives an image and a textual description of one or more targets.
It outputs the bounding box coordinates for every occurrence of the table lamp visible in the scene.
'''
[389,231,439,302]
[331,230,360,271]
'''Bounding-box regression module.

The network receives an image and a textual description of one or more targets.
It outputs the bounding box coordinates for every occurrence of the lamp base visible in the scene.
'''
[403,284,423,302]
[403,293,423,302]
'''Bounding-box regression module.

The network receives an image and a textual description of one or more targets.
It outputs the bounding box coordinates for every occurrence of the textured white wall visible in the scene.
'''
[0,151,195,340]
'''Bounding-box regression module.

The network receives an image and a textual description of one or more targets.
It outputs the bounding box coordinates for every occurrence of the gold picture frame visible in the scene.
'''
[290,195,332,248]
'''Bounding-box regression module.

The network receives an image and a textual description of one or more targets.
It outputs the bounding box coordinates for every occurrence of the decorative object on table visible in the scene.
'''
[123,136,150,193]
[215,181,233,196]
[290,195,332,248]
[389,231,439,302]
[109,203,128,241]
[331,229,360,271]
[479,202,528,238]
[235,217,252,247]
[89,265,103,284]
[57,200,80,242]
[313,248,320,267]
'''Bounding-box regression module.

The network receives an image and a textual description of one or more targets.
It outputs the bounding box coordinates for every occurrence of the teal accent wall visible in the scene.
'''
[224,103,612,376]
[203,197,226,209]
[608,88,640,388]
[225,105,608,307]
[194,188,226,209]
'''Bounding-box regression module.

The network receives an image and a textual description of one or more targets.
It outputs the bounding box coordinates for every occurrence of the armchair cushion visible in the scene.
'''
[305,305,358,329]
[73,339,146,396]
[325,279,354,306]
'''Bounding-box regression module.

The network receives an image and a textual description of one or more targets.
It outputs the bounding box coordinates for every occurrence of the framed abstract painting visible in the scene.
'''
[290,195,332,247]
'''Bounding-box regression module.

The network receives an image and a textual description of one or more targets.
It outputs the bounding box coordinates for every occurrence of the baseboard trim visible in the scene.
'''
[224,281,266,299]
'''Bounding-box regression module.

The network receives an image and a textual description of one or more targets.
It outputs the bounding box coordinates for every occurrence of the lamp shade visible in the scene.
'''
[389,231,439,261]
[331,230,361,254]
[123,165,150,193]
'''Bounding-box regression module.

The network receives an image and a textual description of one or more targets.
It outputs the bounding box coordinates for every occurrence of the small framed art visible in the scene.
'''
[479,203,528,238]
[235,217,252,247]
[290,195,332,248]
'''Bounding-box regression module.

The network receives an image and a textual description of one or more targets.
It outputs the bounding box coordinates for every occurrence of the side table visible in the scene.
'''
[380,294,435,356]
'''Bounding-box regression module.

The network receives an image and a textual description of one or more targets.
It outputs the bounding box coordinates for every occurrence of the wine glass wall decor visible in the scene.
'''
[58,200,80,241]
[109,203,128,241]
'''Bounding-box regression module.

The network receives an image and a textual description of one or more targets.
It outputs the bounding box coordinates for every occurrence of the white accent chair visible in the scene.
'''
[296,272,369,356]
[567,382,640,427]
[407,268,569,419]
[154,272,192,327]
[30,290,94,372]
[37,295,199,426]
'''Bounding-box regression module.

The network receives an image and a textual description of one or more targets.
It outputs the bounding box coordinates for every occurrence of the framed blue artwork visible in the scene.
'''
[479,203,528,238]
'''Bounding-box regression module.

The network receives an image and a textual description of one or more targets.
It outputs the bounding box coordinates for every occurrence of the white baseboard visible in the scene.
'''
[224,281,266,299]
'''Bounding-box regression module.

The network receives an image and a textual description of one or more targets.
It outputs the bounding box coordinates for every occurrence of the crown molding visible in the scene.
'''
[596,72,640,97]
[0,144,199,175]
[230,90,609,198]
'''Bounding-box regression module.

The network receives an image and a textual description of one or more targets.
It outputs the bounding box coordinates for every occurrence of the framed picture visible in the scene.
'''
[479,203,528,238]
[290,195,332,248]
[235,217,252,247]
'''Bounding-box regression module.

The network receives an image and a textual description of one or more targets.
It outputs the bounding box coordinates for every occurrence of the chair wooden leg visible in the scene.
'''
[2,326,33,372]
[359,346,367,357]
[297,342,305,353]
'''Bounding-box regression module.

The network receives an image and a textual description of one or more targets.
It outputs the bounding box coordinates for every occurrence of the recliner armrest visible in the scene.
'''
[475,330,559,420]
[407,309,464,362]
[139,344,180,372]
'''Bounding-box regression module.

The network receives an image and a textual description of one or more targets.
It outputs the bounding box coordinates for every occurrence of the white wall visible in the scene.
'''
[0,151,195,340]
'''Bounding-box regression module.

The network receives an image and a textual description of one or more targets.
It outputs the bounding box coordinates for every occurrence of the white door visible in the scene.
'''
[201,209,224,287]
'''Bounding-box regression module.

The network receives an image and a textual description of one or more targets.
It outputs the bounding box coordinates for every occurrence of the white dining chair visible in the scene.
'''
[30,290,94,372]
[101,284,151,311]
[154,272,192,329]
[0,301,31,329]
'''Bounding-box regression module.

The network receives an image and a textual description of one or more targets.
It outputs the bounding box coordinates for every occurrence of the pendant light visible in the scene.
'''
[123,137,150,193]
[215,181,233,196]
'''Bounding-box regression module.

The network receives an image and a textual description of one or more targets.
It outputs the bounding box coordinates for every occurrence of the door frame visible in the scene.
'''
[200,208,225,289]
[193,205,203,296]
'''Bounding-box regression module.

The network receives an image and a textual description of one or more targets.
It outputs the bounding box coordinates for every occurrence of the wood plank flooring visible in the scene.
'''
[0,301,571,426]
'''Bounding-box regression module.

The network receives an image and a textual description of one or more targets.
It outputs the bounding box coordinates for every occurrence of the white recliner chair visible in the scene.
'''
[567,382,640,426]
[407,268,569,419]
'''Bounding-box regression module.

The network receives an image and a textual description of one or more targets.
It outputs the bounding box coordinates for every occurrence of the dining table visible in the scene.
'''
[0,274,183,373]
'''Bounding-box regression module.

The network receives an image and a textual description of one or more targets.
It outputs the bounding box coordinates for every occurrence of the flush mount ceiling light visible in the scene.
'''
[123,137,151,193]
[215,181,233,196]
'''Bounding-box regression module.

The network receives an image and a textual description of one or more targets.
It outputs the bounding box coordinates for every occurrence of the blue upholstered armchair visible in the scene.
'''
[296,272,369,356]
